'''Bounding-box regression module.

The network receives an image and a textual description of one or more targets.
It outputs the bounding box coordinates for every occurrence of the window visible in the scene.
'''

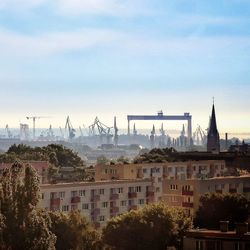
[79,190,85,196]
[99,216,105,222]
[168,167,172,173]
[196,240,204,250]
[82,203,89,210]
[139,199,144,205]
[118,188,123,193]
[128,200,134,206]
[104,169,108,174]
[59,192,65,198]
[156,187,160,192]
[102,202,108,208]
[143,168,147,173]
[170,184,178,190]
[110,188,116,194]
[128,187,134,193]
[50,192,57,199]
[120,200,127,206]
[62,205,69,212]
[136,186,141,192]
[171,196,178,202]
[41,193,44,199]
[99,189,104,195]
[71,205,77,211]
[71,191,77,197]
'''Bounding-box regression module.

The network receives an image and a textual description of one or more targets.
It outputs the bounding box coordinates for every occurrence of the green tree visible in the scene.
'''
[102,203,192,250]
[49,210,103,250]
[0,161,56,249]
[194,192,250,230]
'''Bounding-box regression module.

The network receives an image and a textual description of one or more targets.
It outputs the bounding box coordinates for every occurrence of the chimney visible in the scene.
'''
[235,222,248,235]
[225,133,228,150]
[220,221,229,232]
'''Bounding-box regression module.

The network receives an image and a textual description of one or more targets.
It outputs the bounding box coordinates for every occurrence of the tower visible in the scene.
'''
[207,103,220,152]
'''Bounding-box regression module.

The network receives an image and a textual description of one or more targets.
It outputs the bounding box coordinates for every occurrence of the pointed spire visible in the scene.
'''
[208,104,218,135]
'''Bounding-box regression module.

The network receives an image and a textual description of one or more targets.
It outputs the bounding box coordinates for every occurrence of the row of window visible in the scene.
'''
[49,187,129,199]
[61,199,145,212]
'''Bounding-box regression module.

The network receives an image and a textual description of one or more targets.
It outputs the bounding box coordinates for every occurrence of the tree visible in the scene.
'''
[102,203,192,250]
[194,192,250,230]
[0,161,56,249]
[49,210,103,250]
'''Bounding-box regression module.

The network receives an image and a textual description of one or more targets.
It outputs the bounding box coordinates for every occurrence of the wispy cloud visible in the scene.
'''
[0,28,125,57]
[0,0,46,10]
[0,27,249,59]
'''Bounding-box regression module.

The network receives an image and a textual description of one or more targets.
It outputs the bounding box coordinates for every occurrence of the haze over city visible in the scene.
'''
[0,0,250,133]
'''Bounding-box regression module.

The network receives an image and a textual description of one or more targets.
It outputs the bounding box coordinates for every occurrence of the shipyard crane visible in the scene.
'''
[59,127,64,139]
[65,116,76,140]
[79,126,84,137]
[193,125,206,145]
[5,124,12,138]
[114,116,118,146]
[26,116,48,140]
[88,117,113,144]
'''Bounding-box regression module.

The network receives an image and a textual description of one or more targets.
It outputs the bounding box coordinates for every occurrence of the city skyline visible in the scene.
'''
[0,0,250,132]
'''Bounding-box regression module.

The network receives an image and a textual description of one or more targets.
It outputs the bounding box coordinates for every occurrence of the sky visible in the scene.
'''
[0,0,250,136]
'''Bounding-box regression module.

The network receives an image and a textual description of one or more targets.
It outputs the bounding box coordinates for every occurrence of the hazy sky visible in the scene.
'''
[0,0,250,134]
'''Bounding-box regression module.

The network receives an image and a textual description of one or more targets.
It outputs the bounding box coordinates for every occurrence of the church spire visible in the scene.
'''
[207,101,220,152]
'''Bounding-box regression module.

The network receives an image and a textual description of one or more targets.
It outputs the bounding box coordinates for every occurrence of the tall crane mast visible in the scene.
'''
[65,116,76,140]
[26,116,41,140]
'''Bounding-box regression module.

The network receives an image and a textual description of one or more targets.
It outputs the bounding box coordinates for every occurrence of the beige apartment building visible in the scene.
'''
[162,175,250,215]
[40,179,153,228]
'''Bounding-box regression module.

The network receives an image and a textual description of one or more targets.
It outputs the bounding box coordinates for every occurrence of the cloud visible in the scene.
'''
[0,27,249,59]
[54,0,151,17]
[0,0,46,10]
[0,28,125,57]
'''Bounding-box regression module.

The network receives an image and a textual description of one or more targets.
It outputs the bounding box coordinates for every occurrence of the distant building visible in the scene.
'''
[207,103,220,153]
[184,222,250,250]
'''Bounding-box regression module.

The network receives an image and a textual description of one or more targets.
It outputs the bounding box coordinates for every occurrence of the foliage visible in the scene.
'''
[96,155,109,165]
[194,192,250,230]
[102,203,192,250]
[0,161,56,249]
[49,210,103,250]
[134,147,177,164]
[116,156,130,164]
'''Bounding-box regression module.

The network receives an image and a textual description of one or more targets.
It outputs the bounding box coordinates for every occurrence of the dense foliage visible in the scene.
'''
[0,162,56,249]
[194,192,250,230]
[49,211,103,250]
[133,147,177,163]
[6,143,85,169]
[102,203,192,250]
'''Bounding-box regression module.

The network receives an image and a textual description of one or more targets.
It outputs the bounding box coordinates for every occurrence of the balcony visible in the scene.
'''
[129,205,137,211]
[128,192,137,199]
[110,207,119,214]
[110,193,119,200]
[243,187,250,193]
[91,208,100,216]
[182,190,194,196]
[50,197,60,206]
[229,188,237,193]
[182,202,193,208]
[215,190,222,194]
[71,196,80,203]
[90,195,100,202]
[146,191,154,197]
[94,222,100,229]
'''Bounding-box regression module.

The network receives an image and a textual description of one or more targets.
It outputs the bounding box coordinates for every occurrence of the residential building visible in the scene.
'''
[40,179,152,228]
[184,222,250,250]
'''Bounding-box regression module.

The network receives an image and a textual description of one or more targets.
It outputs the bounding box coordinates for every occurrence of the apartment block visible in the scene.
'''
[40,179,152,228]
[162,175,250,215]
